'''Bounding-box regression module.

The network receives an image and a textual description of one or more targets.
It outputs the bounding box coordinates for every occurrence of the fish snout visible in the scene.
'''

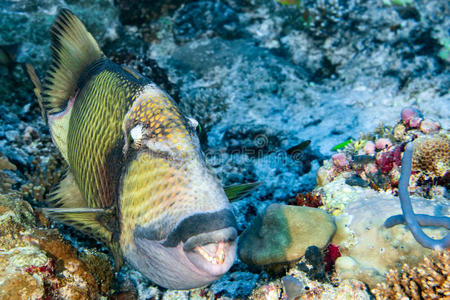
[130,208,238,289]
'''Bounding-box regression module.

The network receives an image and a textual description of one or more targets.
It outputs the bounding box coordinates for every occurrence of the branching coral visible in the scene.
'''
[372,251,450,299]
[384,142,450,250]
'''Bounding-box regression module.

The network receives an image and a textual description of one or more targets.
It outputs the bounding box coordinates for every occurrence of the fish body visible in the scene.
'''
[33,9,237,289]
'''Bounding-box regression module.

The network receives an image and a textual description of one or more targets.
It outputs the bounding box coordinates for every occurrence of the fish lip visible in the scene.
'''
[183,227,237,252]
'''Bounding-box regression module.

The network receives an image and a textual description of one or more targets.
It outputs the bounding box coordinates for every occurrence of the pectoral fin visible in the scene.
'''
[224,182,262,202]
[45,171,123,269]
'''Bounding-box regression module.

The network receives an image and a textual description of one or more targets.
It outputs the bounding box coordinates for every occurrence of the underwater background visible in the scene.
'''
[0,0,448,299]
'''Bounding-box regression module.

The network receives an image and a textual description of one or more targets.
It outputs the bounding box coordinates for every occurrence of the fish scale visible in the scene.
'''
[69,70,140,208]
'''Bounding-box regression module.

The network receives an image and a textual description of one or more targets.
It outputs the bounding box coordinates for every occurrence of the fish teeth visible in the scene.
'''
[195,243,225,265]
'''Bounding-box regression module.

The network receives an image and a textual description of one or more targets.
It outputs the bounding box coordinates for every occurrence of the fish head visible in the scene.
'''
[119,84,237,289]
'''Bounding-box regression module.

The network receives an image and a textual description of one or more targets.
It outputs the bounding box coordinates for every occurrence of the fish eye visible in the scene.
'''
[187,117,201,135]
[130,124,144,149]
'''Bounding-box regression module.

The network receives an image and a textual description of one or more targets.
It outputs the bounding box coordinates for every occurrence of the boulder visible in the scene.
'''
[238,204,336,266]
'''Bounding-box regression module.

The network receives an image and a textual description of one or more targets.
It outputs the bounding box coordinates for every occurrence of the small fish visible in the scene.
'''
[28,9,242,290]
[276,0,300,5]
[331,139,353,151]
[286,140,311,158]
[224,182,262,202]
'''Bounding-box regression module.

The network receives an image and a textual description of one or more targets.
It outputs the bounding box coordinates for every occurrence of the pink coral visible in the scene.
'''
[363,141,376,155]
[332,153,349,169]
[375,138,392,150]
[420,119,440,134]
[401,107,421,125]
[409,117,421,128]
[376,145,403,173]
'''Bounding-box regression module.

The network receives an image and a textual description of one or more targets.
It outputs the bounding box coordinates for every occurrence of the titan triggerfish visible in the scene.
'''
[27,9,245,290]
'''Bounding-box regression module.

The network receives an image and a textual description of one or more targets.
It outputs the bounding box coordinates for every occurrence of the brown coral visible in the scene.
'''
[294,192,323,208]
[21,153,66,202]
[412,134,450,179]
[372,251,450,300]
[0,194,114,299]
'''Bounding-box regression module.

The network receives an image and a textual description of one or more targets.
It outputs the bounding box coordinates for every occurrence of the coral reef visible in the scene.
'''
[20,154,66,204]
[249,268,370,300]
[316,108,448,199]
[372,251,450,299]
[384,142,450,250]
[0,194,114,299]
[329,189,448,288]
[0,0,448,297]
[0,155,16,193]
[292,192,323,208]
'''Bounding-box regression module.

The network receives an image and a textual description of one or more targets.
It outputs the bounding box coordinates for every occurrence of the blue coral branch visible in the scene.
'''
[384,142,450,250]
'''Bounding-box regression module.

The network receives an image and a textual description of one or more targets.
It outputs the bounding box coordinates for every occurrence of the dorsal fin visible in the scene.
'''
[43,9,103,113]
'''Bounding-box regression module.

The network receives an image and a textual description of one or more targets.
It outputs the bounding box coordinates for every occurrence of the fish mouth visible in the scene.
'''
[194,241,226,265]
[129,210,238,289]
[183,227,237,276]
[130,227,236,289]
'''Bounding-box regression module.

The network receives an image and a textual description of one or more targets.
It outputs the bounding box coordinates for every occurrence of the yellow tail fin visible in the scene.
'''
[43,9,103,113]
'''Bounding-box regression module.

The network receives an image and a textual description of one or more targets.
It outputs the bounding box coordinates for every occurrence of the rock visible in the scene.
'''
[0,0,119,70]
[0,0,120,104]
[173,1,243,43]
[5,130,19,142]
[209,271,260,298]
[282,275,304,299]
[330,190,449,288]
[220,124,284,156]
[114,0,186,26]
[238,204,336,266]
[250,269,370,300]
